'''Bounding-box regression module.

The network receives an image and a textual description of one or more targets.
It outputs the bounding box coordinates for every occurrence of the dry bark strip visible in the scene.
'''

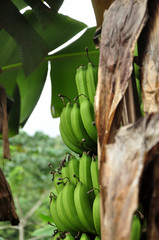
[0,84,11,159]
[0,168,19,225]
[138,0,159,114]
[95,0,148,238]
[104,113,159,239]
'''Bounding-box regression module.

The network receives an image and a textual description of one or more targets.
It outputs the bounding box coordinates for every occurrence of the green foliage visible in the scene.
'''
[50,27,99,117]
[0,131,69,239]
[0,4,88,136]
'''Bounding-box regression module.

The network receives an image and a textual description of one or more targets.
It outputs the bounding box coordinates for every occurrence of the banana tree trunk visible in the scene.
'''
[94,0,159,239]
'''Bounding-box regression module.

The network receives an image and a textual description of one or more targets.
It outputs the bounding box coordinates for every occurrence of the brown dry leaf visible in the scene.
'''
[95,0,148,148]
[103,113,159,240]
[138,0,159,114]
[0,168,19,225]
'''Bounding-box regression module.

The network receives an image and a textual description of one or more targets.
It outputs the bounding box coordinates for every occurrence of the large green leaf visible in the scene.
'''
[11,0,27,10]
[0,10,87,135]
[0,0,49,76]
[16,62,48,124]
[25,11,87,52]
[50,27,99,118]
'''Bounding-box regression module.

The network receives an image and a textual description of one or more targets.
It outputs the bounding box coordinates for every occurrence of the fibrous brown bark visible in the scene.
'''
[94,0,151,239]
[138,0,159,115]
[0,168,19,225]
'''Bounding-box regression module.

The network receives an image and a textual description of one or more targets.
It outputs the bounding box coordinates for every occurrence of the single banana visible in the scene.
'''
[80,97,97,143]
[75,65,89,104]
[79,152,95,204]
[59,103,83,154]
[53,171,64,194]
[68,155,79,185]
[130,214,141,240]
[62,180,88,232]
[63,102,82,145]
[93,191,101,236]
[56,190,78,235]
[74,181,96,234]
[94,236,101,240]
[70,102,97,151]
[64,232,75,240]
[80,233,90,240]
[50,193,66,232]
[59,122,83,154]
[90,155,100,195]
[86,62,98,107]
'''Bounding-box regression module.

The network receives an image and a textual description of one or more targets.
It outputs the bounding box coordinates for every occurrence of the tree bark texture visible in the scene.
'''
[0,168,19,225]
[94,0,159,239]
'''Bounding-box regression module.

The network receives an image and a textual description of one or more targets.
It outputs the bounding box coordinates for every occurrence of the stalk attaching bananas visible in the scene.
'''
[80,97,97,143]
[74,181,95,234]
[93,191,101,236]
[53,171,64,194]
[52,231,61,240]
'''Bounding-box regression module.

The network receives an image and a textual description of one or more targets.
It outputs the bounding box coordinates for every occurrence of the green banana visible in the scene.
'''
[74,181,96,234]
[79,152,95,204]
[90,155,100,195]
[59,103,83,154]
[86,62,98,107]
[53,171,64,194]
[93,191,101,236]
[130,214,141,240]
[70,102,96,151]
[80,97,97,143]
[75,65,89,105]
[59,122,83,154]
[64,232,74,240]
[50,193,66,232]
[80,233,90,240]
[62,180,88,232]
[68,155,79,185]
[94,236,101,240]
[56,190,78,235]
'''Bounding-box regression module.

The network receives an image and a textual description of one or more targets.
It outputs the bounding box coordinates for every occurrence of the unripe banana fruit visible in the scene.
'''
[80,97,97,143]
[130,214,141,240]
[80,233,90,240]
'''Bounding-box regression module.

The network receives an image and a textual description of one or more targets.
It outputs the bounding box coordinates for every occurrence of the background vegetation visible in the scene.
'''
[0,131,72,240]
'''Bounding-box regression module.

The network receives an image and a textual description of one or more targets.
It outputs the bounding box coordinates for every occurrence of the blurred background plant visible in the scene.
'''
[0,131,72,240]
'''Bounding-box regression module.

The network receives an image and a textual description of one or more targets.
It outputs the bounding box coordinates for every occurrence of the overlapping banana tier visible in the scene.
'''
[50,153,101,240]
[59,63,98,155]
[50,62,142,239]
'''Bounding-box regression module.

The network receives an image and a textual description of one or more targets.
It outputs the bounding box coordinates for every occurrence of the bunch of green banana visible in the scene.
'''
[59,63,98,155]
[49,153,101,238]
